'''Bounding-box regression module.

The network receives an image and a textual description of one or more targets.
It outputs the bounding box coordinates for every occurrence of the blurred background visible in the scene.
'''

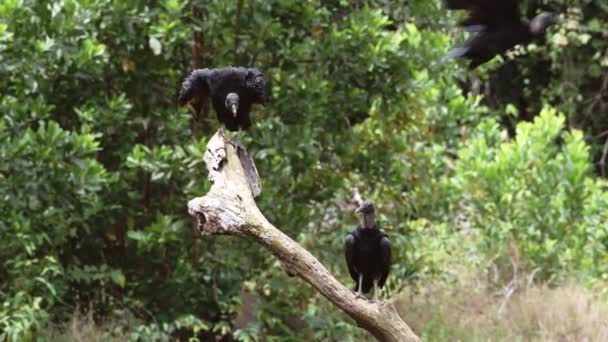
[0,0,607,340]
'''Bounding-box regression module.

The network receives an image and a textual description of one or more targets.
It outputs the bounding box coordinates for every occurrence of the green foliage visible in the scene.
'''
[451,108,608,280]
[0,293,47,342]
[0,120,111,339]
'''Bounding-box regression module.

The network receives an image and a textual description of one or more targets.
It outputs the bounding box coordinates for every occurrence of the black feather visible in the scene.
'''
[344,227,392,294]
[444,0,556,69]
[178,67,268,131]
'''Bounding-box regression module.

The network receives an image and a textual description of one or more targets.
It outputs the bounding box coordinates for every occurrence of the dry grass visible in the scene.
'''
[396,276,608,341]
[505,285,608,341]
[44,310,130,342]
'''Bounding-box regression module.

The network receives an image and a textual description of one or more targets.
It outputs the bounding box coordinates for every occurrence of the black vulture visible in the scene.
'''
[178,67,268,132]
[344,201,392,300]
[444,0,557,69]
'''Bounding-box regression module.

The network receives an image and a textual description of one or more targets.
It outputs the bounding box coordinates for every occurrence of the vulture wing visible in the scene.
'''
[446,0,521,30]
[178,69,212,119]
[378,234,392,288]
[444,0,527,68]
[344,232,359,282]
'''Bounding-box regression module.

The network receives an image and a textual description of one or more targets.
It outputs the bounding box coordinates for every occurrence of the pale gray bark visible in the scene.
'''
[187,131,420,342]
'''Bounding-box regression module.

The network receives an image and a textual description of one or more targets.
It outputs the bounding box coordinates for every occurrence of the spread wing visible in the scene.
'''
[446,0,521,30]
[444,0,524,68]
[178,68,212,118]
[378,234,392,288]
[344,232,359,282]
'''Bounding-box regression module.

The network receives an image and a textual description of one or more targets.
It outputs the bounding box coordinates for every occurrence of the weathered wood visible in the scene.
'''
[236,142,262,197]
[187,131,420,342]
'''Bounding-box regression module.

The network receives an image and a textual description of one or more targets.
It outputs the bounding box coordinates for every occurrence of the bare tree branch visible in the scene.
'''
[187,131,420,342]
[599,136,608,178]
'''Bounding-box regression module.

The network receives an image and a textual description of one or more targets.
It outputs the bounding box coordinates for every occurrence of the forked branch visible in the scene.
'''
[187,131,420,342]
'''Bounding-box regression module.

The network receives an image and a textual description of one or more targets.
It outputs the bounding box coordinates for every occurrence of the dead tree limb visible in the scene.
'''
[600,136,608,178]
[187,131,420,342]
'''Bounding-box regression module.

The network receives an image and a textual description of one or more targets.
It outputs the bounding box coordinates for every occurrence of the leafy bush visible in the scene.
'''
[0,121,110,338]
[450,108,608,280]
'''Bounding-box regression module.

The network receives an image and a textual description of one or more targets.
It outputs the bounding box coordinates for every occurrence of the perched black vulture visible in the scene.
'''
[178,67,268,132]
[344,201,391,300]
[444,0,557,69]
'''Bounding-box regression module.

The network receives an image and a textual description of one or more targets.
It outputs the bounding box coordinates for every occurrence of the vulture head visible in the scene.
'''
[355,201,376,229]
[225,93,240,117]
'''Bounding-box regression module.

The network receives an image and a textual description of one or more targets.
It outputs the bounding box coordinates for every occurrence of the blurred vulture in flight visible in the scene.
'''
[178,67,268,132]
[444,0,558,69]
[344,201,391,300]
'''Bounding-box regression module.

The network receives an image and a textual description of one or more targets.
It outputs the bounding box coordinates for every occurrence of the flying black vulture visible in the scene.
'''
[178,67,268,132]
[444,0,557,69]
[344,201,391,300]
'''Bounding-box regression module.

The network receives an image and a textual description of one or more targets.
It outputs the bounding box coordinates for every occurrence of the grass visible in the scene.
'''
[396,275,608,341]
[45,279,607,341]
[44,312,130,342]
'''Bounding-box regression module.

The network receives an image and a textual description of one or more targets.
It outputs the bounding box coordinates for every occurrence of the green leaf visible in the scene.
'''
[109,270,126,288]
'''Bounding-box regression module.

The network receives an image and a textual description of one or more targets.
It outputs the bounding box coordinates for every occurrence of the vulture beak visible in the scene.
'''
[231,104,238,117]
[355,201,375,215]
